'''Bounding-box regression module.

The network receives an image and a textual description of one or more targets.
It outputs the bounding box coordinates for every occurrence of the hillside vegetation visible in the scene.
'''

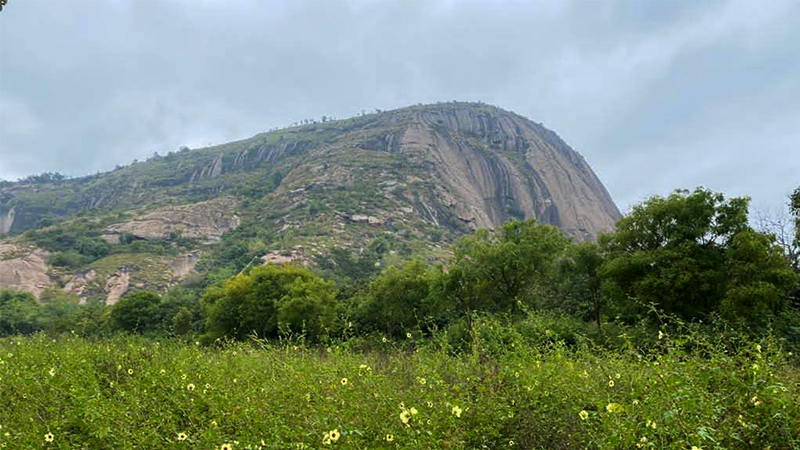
[1,102,622,303]
[1,186,800,449]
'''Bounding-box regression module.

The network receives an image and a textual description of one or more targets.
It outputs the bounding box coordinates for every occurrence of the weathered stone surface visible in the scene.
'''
[262,250,307,266]
[171,252,199,278]
[392,106,621,240]
[348,214,383,225]
[0,206,14,235]
[107,197,240,242]
[0,243,52,297]
[104,269,130,305]
[65,269,97,296]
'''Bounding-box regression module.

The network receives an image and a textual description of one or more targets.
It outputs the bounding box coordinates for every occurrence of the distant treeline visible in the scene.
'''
[2,187,799,352]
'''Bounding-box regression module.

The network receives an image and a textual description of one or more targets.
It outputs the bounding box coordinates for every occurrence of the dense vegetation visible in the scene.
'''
[2,186,800,449]
[1,322,798,449]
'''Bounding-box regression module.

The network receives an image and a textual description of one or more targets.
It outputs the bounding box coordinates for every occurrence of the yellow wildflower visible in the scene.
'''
[221,444,233,450]
[340,378,348,386]
[400,410,412,424]
[386,434,394,442]
[608,380,615,387]
[48,367,56,377]
[410,407,418,415]
[406,332,412,339]
[605,403,625,413]
[177,432,188,441]
[452,405,463,418]
[579,410,589,420]
[419,377,427,385]
[329,429,340,441]
[128,368,134,375]
[44,432,54,442]
[187,383,196,391]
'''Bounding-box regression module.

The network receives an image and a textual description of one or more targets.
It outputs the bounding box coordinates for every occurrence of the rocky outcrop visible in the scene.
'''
[171,252,199,277]
[64,269,97,297]
[106,197,240,242]
[262,249,307,266]
[0,206,14,235]
[104,268,130,305]
[389,104,621,240]
[0,243,52,297]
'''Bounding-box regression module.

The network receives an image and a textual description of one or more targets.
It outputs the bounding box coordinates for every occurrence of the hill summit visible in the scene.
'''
[0,102,621,300]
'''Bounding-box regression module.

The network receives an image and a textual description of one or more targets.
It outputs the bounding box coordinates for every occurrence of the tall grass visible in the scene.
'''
[1,319,798,449]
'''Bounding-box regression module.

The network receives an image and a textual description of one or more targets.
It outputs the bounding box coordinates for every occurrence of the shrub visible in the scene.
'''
[202,264,336,341]
[110,291,162,333]
[0,289,38,335]
[355,260,438,337]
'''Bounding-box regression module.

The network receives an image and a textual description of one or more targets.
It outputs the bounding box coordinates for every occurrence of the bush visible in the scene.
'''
[276,277,338,339]
[202,264,336,342]
[110,291,162,333]
[354,260,438,337]
[0,289,38,335]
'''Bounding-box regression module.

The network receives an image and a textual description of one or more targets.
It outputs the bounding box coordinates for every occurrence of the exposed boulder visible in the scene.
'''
[262,249,307,266]
[0,206,14,235]
[171,252,199,278]
[0,243,52,297]
[64,269,97,297]
[106,197,240,243]
[104,268,131,305]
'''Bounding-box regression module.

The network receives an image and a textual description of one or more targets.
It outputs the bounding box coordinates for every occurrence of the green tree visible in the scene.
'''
[355,260,438,337]
[110,291,162,333]
[37,289,82,334]
[720,230,797,328]
[0,289,38,335]
[277,277,338,339]
[202,264,335,341]
[432,219,569,319]
[554,241,605,328]
[601,188,796,327]
[172,307,194,336]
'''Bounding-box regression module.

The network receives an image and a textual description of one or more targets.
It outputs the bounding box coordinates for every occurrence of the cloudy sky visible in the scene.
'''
[0,0,798,213]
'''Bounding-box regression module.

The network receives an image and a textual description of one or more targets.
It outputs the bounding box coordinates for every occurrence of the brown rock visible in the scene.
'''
[107,197,240,243]
[0,243,52,297]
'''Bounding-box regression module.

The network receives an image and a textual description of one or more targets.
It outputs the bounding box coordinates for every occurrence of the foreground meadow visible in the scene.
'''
[1,327,799,450]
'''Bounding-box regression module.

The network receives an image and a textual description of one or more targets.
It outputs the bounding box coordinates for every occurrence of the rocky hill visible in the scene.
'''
[0,102,621,302]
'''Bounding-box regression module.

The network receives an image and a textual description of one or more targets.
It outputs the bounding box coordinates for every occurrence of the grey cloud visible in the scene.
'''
[0,0,798,212]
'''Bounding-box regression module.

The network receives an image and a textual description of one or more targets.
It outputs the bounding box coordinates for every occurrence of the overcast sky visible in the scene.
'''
[1,0,798,213]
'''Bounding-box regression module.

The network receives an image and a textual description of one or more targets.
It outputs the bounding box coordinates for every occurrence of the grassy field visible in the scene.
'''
[1,326,798,450]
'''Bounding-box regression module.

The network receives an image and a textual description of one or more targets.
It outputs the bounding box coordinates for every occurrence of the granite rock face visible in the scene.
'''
[106,197,240,243]
[0,243,52,297]
[388,106,620,239]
